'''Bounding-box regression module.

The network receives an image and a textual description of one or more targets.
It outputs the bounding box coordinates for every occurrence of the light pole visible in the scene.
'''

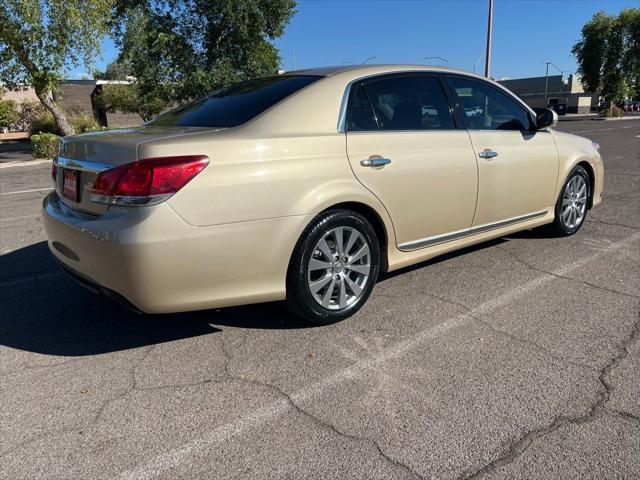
[362,56,376,64]
[473,54,483,73]
[544,61,564,103]
[484,0,493,78]
[424,56,449,66]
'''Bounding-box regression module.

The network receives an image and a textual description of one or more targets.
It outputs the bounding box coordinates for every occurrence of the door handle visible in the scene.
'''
[478,150,498,159]
[361,157,392,167]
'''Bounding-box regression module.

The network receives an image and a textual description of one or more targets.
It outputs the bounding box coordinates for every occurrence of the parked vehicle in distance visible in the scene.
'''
[43,65,604,324]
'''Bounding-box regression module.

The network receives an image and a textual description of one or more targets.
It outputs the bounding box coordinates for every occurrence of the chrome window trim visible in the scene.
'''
[337,70,538,133]
[54,157,113,173]
[337,70,447,133]
[398,210,548,251]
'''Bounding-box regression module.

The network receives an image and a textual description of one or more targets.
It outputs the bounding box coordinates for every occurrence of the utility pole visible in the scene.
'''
[292,48,296,71]
[484,0,493,78]
[544,62,549,103]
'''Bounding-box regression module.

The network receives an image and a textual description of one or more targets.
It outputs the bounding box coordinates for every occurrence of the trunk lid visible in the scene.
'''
[54,126,216,215]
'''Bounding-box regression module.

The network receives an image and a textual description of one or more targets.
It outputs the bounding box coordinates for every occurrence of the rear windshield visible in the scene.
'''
[147,75,322,128]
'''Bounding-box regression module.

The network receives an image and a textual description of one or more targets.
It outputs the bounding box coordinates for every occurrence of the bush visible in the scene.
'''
[31,133,60,159]
[599,105,625,118]
[70,112,102,133]
[12,101,47,132]
[0,99,19,130]
[29,111,61,135]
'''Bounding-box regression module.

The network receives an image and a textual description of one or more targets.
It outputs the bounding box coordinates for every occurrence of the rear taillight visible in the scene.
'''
[90,155,209,206]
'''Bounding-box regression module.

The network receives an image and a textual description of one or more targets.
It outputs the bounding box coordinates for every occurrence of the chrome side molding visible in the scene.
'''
[398,210,549,251]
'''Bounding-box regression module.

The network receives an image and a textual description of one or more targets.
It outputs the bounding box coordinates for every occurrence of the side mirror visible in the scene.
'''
[534,108,558,129]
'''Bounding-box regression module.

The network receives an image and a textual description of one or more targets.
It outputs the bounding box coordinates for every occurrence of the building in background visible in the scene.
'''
[498,74,598,114]
[54,80,143,128]
[1,80,143,133]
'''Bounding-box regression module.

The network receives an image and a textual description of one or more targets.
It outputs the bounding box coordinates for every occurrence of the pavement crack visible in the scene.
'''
[498,245,639,300]
[421,291,595,373]
[92,344,157,424]
[459,311,640,479]
[586,218,639,230]
[216,333,425,479]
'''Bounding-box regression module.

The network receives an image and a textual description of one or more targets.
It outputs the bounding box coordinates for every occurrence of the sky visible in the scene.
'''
[86,0,638,81]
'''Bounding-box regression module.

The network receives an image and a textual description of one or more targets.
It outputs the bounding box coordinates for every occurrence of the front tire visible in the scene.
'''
[286,209,380,325]
[548,165,590,236]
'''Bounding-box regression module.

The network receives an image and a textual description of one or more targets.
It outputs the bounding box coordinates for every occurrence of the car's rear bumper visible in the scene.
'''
[42,192,310,313]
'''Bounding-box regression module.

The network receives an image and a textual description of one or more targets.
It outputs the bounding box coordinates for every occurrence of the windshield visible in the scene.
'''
[147,75,322,128]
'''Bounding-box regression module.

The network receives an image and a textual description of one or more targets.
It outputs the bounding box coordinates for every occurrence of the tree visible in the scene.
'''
[0,1,114,135]
[92,59,132,81]
[95,83,166,121]
[113,0,296,110]
[572,9,640,108]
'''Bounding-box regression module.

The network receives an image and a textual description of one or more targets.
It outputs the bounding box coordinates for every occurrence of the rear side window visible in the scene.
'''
[354,75,454,131]
[347,85,377,131]
[148,75,321,128]
[449,76,533,131]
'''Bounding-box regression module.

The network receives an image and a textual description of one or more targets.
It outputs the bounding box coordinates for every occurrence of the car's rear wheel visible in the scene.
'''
[548,165,590,236]
[286,209,380,325]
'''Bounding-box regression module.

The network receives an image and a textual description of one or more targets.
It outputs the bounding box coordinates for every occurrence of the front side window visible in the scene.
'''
[148,75,321,128]
[349,75,454,131]
[449,76,533,131]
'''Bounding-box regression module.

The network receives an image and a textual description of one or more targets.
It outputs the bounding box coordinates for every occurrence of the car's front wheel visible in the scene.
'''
[548,165,590,236]
[286,209,380,325]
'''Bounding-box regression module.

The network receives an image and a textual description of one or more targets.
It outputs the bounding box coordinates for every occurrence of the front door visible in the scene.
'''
[345,74,478,249]
[447,75,559,226]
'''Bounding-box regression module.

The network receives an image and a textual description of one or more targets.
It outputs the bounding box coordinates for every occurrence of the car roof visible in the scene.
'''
[282,64,483,80]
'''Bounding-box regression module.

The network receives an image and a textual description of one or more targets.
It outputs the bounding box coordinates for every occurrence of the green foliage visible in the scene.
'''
[0,98,19,128]
[70,113,102,133]
[599,105,625,117]
[572,8,640,102]
[14,101,47,132]
[95,83,164,121]
[31,133,60,159]
[29,111,60,135]
[0,0,115,135]
[92,59,132,81]
[113,0,296,112]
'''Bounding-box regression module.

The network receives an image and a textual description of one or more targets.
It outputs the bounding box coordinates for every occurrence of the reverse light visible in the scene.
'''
[90,155,209,206]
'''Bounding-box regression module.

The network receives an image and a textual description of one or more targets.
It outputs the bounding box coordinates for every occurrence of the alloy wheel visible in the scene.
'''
[561,175,587,229]
[307,226,371,310]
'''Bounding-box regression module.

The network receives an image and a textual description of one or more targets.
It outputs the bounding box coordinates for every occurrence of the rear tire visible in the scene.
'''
[547,165,590,236]
[286,209,380,325]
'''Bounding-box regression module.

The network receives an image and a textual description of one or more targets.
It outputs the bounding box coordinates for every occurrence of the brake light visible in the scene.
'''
[90,155,209,206]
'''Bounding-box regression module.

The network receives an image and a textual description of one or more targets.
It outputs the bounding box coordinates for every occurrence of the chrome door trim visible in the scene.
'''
[54,157,113,173]
[398,210,548,251]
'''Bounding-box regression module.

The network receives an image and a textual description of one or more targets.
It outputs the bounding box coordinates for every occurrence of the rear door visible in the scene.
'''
[345,74,479,249]
[446,75,558,227]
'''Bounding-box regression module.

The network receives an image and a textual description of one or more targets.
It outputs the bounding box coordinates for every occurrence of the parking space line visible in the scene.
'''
[0,187,52,196]
[0,214,40,222]
[119,231,640,480]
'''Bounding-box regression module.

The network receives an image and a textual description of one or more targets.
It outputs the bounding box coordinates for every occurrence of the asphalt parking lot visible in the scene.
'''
[1,118,639,479]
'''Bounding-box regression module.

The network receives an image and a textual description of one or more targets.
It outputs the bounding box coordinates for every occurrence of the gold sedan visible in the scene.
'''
[43,65,604,324]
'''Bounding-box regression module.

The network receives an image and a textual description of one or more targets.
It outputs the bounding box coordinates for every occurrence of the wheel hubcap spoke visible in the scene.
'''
[561,174,587,229]
[307,226,371,311]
